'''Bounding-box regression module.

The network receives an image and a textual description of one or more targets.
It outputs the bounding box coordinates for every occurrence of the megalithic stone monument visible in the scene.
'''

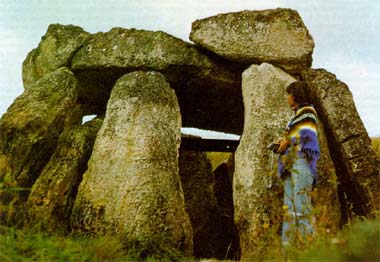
[234,63,341,260]
[71,71,193,255]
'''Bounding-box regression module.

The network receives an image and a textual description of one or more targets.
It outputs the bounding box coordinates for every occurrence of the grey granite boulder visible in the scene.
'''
[301,69,380,220]
[234,63,295,260]
[190,8,314,74]
[22,24,90,89]
[71,71,193,256]
[26,118,102,234]
[0,67,81,204]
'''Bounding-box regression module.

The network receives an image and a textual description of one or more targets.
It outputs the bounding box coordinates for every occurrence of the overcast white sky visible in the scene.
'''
[0,0,379,137]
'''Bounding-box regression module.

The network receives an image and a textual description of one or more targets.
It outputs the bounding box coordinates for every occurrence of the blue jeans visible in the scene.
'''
[282,157,314,244]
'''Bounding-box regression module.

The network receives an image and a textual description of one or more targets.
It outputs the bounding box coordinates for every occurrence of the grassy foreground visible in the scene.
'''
[0,219,379,261]
[1,139,379,261]
[0,226,192,262]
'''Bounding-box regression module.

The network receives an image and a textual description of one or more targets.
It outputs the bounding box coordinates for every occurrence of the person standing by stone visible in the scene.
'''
[275,81,320,246]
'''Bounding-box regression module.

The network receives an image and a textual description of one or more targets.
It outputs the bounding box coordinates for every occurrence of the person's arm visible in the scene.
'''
[276,138,290,154]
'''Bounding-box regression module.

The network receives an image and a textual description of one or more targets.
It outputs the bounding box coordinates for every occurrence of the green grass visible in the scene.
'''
[0,227,126,262]
[1,220,378,262]
[372,137,380,158]
[0,226,191,262]
[206,152,231,171]
[296,219,380,262]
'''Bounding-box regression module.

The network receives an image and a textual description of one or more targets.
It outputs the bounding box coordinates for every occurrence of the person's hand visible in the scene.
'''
[276,139,290,154]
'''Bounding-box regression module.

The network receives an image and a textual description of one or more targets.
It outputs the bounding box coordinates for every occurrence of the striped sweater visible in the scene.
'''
[278,104,320,182]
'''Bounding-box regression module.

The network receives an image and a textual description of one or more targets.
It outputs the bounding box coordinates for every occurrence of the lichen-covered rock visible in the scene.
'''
[70,27,243,134]
[71,27,238,88]
[22,24,90,89]
[234,63,295,260]
[301,69,380,219]
[71,28,209,71]
[190,8,314,74]
[71,71,193,255]
[234,64,341,260]
[0,67,81,213]
[178,150,222,258]
[25,118,102,234]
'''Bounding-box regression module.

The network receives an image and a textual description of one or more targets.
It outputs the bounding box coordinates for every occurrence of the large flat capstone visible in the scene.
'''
[190,8,314,74]
[70,27,243,134]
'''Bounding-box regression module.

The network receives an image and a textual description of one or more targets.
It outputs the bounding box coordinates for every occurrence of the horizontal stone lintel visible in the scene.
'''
[180,136,239,152]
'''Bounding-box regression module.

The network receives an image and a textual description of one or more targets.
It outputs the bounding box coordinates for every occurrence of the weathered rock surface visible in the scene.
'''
[70,27,243,134]
[0,67,81,208]
[22,24,90,89]
[71,71,193,255]
[234,64,342,260]
[72,27,212,72]
[234,63,295,260]
[190,8,314,74]
[26,118,102,234]
[301,69,380,219]
[178,150,223,259]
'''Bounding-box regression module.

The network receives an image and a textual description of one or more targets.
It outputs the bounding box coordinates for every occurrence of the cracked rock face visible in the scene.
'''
[71,71,193,255]
[190,8,314,74]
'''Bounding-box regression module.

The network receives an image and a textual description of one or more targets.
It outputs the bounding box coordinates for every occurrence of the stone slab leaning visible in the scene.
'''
[25,118,102,234]
[0,67,81,224]
[301,68,380,219]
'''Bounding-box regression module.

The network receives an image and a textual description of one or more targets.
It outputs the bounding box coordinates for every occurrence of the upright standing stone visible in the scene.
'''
[71,71,193,256]
[234,63,341,260]
[26,119,102,234]
[22,24,90,89]
[190,9,314,74]
[234,63,295,260]
[301,69,380,219]
[0,67,81,213]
